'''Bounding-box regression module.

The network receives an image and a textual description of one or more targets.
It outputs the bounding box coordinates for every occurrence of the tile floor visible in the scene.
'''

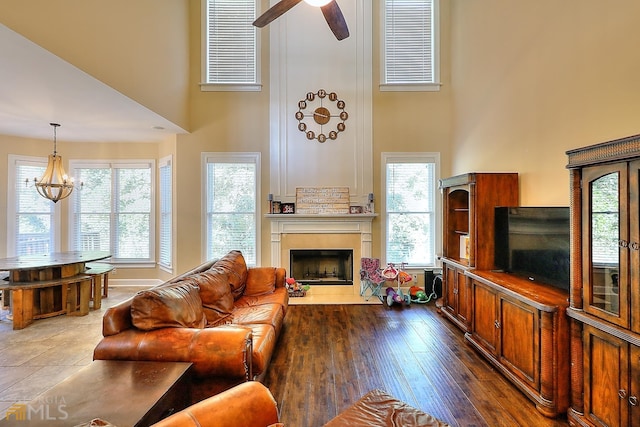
[0,286,141,416]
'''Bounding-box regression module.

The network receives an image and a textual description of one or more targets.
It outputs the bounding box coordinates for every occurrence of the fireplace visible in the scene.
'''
[290,249,353,285]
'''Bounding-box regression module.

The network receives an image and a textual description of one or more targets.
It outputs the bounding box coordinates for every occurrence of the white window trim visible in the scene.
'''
[380,0,441,92]
[158,155,173,273]
[7,154,61,256]
[68,159,157,268]
[200,0,262,92]
[381,152,442,268]
[201,152,261,265]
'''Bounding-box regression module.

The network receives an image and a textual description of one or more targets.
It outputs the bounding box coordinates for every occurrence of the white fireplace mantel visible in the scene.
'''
[266,214,377,268]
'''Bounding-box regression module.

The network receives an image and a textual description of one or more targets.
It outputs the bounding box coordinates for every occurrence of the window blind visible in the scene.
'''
[159,158,172,269]
[385,158,436,266]
[14,160,54,256]
[205,155,258,265]
[383,0,434,84]
[206,0,257,84]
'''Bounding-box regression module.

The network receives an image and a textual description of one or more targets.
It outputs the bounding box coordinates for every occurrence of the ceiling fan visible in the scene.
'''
[253,0,349,41]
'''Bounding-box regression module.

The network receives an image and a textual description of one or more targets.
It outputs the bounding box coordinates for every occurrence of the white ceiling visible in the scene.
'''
[0,24,187,143]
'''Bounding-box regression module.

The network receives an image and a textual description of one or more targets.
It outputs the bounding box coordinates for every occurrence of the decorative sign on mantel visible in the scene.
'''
[295,187,350,214]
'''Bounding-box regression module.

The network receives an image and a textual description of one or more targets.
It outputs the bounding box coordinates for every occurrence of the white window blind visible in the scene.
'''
[203,153,259,265]
[9,157,55,256]
[205,0,258,86]
[70,161,154,264]
[159,157,173,270]
[384,154,437,267]
[382,0,437,88]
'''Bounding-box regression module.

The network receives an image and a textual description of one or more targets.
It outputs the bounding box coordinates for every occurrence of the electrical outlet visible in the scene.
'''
[412,274,418,282]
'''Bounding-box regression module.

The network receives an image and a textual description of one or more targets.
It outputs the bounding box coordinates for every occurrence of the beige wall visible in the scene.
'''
[3,0,640,278]
[450,0,640,205]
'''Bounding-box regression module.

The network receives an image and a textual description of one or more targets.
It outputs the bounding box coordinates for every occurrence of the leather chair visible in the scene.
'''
[150,381,281,427]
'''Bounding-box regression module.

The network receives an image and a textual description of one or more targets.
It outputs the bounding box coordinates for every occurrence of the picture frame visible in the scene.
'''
[349,205,363,214]
[281,203,295,214]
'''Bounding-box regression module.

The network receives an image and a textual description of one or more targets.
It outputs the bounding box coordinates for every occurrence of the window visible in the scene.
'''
[158,156,173,271]
[7,155,58,256]
[202,0,260,91]
[202,153,260,266]
[69,161,155,266]
[381,0,440,91]
[383,153,439,267]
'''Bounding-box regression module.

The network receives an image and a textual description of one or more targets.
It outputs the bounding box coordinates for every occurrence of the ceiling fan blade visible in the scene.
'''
[321,1,349,40]
[253,0,304,28]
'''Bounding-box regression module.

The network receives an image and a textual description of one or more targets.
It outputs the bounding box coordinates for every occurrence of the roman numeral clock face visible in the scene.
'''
[295,89,348,143]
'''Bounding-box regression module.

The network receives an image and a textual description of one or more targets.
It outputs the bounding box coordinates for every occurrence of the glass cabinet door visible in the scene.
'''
[583,163,629,328]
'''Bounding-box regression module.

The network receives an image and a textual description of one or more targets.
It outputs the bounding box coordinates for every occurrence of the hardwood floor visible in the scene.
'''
[265,304,570,427]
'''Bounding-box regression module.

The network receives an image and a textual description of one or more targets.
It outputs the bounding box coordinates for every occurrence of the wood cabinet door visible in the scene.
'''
[471,280,498,355]
[583,325,628,427]
[456,268,470,326]
[499,296,539,391]
[631,344,640,427]
[630,159,640,334]
[442,263,457,316]
[582,163,630,329]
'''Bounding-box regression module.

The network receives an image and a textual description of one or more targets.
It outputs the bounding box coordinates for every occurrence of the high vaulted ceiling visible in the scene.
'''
[0,24,186,143]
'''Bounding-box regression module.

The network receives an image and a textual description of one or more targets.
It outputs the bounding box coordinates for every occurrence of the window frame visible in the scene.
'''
[7,155,61,256]
[380,0,441,92]
[68,159,156,268]
[201,152,261,266]
[200,0,262,92]
[381,152,441,268]
[158,155,173,272]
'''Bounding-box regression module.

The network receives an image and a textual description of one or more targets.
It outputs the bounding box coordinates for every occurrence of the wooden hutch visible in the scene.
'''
[566,135,640,427]
[438,172,519,332]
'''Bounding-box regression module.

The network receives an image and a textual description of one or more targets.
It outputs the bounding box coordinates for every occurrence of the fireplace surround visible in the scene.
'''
[267,213,376,296]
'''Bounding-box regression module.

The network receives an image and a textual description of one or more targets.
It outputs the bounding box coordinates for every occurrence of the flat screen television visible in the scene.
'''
[494,207,570,292]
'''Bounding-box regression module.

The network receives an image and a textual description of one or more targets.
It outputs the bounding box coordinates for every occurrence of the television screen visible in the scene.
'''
[494,207,570,291]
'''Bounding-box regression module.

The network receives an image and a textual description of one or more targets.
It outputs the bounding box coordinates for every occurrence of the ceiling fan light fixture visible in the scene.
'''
[304,0,332,7]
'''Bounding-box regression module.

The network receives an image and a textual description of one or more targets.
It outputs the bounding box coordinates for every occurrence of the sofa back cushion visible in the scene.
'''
[131,282,206,331]
[212,250,248,300]
[187,270,235,325]
[245,267,277,296]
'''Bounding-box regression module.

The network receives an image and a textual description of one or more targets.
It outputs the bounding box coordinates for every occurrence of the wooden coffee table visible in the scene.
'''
[0,360,192,426]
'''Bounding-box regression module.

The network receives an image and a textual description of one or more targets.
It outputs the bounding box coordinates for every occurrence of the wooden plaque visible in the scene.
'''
[295,187,350,214]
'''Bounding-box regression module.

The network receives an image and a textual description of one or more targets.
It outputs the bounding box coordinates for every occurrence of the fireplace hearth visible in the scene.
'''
[290,249,353,285]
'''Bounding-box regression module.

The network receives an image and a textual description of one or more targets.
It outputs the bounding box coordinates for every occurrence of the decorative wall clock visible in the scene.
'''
[295,89,348,143]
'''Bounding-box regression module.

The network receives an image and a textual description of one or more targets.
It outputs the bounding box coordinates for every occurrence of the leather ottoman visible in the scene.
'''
[323,389,450,427]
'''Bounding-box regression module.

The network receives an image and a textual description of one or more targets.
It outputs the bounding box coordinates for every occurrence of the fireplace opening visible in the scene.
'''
[290,249,353,285]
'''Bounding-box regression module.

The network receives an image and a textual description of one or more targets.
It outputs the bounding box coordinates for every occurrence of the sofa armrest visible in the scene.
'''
[93,325,252,380]
[150,381,281,427]
[102,298,134,336]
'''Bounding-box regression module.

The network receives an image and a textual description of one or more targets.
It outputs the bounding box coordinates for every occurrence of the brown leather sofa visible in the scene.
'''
[93,251,288,402]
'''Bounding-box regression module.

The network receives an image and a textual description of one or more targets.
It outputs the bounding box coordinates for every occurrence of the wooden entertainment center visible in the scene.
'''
[438,172,570,418]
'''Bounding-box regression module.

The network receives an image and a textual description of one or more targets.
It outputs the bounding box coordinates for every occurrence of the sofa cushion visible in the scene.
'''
[131,282,206,331]
[231,303,285,336]
[244,267,277,296]
[187,271,235,325]
[212,250,248,300]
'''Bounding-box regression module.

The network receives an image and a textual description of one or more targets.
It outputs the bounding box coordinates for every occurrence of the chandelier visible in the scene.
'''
[33,123,76,203]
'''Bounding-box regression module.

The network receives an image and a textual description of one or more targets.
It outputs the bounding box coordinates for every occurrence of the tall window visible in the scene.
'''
[203,153,260,265]
[383,153,439,267]
[158,156,173,271]
[382,0,440,91]
[7,155,57,256]
[202,0,260,91]
[69,161,155,265]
